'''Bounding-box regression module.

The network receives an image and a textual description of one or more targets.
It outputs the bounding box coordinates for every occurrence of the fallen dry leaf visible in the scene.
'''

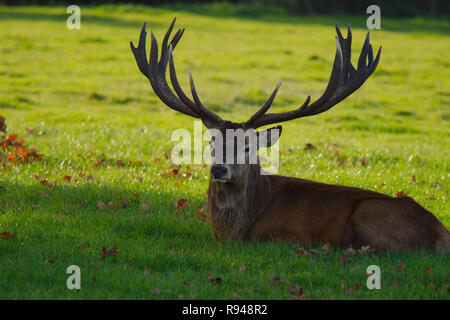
[99,246,118,259]
[238,266,246,274]
[0,116,6,133]
[304,143,316,151]
[139,203,149,212]
[396,261,405,272]
[175,199,189,213]
[391,278,400,288]
[206,274,222,284]
[152,288,161,296]
[289,284,305,299]
[395,190,408,197]
[97,201,108,210]
[358,245,375,254]
[0,231,14,240]
[195,209,208,222]
[119,198,129,208]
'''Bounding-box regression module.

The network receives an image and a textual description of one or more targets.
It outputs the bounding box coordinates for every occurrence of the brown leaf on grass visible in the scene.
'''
[0,127,44,164]
[63,175,72,181]
[339,253,347,264]
[341,284,348,294]
[341,283,357,295]
[93,156,105,167]
[396,261,405,272]
[39,190,50,197]
[308,249,322,256]
[304,143,316,151]
[289,284,305,299]
[175,199,189,213]
[133,192,140,199]
[39,178,50,187]
[391,278,400,288]
[238,266,246,274]
[97,201,108,210]
[152,288,161,296]
[345,247,357,255]
[119,198,129,208]
[360,158,368,166]
[269,274,281,284]
[45,259,55,264]
[411,174,417,184]
[99,246,118,259]
[0,231,14,240]
[139,203,149,212]
[294,245,329,257]
[338,159,346,167]
[206,274,222,284]
[395,190,408,197]
[269,274,286,285]
[170,248,184,256]
[321,242,330,255]
[425,267,433,275]
[116,159,125,167]
[195,209,208,222]
[295,247,309,256]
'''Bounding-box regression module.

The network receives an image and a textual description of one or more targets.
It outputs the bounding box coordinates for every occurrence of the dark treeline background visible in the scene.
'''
[1,0,448,17]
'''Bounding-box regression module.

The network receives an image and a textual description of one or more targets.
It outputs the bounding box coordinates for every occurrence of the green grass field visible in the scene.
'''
[0,4,448,299]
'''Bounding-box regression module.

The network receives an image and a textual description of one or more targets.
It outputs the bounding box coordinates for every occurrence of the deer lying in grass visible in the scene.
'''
[131,19,450,251]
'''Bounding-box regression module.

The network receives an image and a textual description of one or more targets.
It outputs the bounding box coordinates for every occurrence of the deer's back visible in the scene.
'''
[248,175,392,245]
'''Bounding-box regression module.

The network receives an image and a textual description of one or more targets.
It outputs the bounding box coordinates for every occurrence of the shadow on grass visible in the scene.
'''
[1,4,448,36]
[0,179,208,243]
[0,8,163,30]
[163,3,450,35]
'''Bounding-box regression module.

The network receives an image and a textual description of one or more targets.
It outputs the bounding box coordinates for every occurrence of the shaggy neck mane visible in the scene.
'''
[207,164,271,240]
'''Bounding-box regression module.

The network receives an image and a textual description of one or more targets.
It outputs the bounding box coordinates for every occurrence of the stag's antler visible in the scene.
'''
[245,24,381,129]
[130,18,223,127]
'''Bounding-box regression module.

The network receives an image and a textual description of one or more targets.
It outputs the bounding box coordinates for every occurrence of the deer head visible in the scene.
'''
[130,18,381,184]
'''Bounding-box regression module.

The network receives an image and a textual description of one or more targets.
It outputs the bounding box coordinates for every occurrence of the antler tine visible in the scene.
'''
[189,72,223,123]
[246,23,381,128]
[131,18,223,125]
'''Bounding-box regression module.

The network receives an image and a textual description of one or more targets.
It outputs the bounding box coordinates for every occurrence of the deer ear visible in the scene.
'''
[257,125,282,149]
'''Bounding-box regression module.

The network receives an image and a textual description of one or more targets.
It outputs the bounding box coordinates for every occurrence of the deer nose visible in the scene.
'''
[211,165,228,179]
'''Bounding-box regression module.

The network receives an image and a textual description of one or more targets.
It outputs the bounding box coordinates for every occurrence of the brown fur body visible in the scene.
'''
[207,164,450,251]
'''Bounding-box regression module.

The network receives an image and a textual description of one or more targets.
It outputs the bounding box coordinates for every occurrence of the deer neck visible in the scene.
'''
[207,164,270,240]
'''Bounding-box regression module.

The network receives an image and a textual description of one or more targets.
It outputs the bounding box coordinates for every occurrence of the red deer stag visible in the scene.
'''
[131,19,449,251]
